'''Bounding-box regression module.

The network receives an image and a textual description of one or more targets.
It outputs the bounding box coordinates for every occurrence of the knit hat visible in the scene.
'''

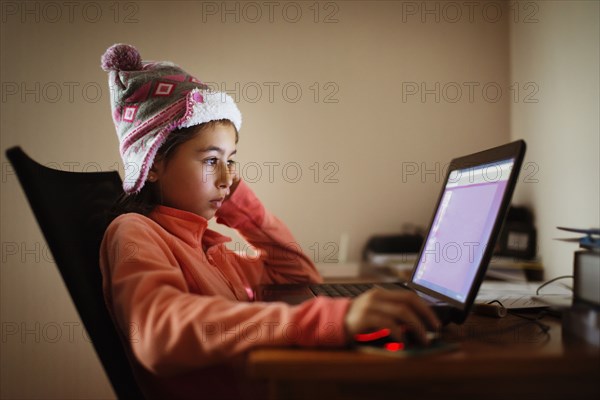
[101,43,242,194]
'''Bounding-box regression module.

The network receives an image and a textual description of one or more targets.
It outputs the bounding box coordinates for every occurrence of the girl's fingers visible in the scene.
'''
[371,304,430,345]
[345,287,442,345]
[373,289,441,330]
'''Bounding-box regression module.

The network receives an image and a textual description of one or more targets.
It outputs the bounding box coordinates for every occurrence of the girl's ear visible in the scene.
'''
[147,160,163,183]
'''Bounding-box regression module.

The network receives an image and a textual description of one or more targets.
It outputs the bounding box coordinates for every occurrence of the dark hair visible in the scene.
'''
[110,119,238,218]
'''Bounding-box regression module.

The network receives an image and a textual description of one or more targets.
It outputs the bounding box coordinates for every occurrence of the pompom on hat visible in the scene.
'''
[101,43,242,194]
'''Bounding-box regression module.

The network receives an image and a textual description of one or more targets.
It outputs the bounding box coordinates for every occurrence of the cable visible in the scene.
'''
[482,300,551,335]
[535,275,574,295]
[507,309,551,335]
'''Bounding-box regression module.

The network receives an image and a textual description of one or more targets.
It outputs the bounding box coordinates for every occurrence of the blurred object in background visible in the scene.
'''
[488,205,544,282]
[495,206,537,259]
[558,227,600,347]
[363,224,425,280]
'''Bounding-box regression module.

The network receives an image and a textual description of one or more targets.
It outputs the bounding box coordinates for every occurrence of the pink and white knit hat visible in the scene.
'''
[101,43,242,194]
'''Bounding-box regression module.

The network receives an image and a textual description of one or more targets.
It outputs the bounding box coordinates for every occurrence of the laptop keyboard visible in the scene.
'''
[308,282,448,305]
[309,283,375,298]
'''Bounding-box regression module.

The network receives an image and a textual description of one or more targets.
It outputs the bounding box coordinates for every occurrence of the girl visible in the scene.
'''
[99,44,439,400]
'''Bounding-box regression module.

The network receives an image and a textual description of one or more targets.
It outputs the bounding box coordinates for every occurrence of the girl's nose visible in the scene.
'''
[216,163,233,189]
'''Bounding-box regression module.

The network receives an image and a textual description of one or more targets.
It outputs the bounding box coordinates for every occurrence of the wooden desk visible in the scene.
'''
[247,313,600,400]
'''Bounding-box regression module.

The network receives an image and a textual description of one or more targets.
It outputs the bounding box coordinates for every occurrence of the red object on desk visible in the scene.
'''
[384,342,405,352]
[354,328,391,342]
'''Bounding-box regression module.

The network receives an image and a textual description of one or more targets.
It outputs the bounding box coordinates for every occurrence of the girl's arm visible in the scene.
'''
[100,215,351,376]
[215,180,324,287]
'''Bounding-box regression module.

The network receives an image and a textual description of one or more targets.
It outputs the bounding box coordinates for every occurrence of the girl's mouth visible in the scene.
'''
[210,198,225,208]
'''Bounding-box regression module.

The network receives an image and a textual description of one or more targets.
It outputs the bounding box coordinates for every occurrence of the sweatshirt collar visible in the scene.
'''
[149,205,231,249]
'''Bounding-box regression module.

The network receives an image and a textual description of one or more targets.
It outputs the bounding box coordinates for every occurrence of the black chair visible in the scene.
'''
[6,147,144,400]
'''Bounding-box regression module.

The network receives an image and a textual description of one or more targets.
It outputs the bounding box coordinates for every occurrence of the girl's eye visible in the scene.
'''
[203,158,236,167]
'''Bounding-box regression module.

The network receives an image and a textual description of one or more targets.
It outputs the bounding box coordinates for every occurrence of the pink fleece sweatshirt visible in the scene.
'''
[99,180,352,399]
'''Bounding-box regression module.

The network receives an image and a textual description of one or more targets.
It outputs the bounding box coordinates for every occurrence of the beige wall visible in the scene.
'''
[510,0,600,279]
[2,1,592,398]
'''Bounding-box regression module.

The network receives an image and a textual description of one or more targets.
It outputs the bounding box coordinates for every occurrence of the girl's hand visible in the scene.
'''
[344,288,441,345]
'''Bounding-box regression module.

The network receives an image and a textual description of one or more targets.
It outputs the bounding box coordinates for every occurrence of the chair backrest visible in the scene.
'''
[6,147,144,400]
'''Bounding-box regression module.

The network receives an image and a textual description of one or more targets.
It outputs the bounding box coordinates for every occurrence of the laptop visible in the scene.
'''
[255,140,527,325]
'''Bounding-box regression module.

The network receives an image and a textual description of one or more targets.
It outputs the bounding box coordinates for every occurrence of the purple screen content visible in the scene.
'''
[412,159,514,302]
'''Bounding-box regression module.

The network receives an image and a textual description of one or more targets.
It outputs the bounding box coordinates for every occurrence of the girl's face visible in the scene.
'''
[150,123,238,220]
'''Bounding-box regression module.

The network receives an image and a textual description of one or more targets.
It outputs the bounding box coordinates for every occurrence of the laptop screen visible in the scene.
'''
[412,158,515,303]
